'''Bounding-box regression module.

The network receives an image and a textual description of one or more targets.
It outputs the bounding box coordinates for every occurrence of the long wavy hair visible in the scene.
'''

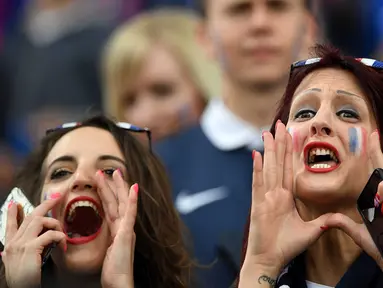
[239,44,383,285]
[0,115,192,288]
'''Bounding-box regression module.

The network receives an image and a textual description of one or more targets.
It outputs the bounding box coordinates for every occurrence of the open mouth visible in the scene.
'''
[304,142,340,173]
[64,196,103,245]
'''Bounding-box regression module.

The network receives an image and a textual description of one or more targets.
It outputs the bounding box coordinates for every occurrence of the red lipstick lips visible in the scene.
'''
[64,196,103,245]
[304,141,341,173]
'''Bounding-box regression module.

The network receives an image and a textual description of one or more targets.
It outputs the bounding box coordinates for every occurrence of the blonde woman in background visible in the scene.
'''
[103,8,221,142]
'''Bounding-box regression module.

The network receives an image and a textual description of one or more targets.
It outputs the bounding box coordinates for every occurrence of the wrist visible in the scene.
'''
[239,262,281,288]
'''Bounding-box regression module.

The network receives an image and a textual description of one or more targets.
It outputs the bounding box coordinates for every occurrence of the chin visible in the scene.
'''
[294,168,350,205]
[52,225,110,274]
[53,241,107,274]
[240,67,285,85]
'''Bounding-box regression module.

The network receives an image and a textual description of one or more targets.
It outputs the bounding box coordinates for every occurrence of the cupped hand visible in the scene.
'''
[242,122,333,275]
[2,193,66,288]
[96,170,138,288]
[324,130,383,270]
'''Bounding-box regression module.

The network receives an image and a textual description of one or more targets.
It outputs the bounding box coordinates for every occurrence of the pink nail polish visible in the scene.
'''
[117,168,123,177]
[320,226,329,231]
[132,183,139,195]
[262,131,266,142]
[252,150,255,159]
[49,192,61,200]
[7,200,14,209]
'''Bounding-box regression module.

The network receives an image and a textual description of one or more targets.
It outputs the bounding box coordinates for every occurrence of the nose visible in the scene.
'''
[71,170,97,192]
[249,5,271,32]
[310,117,334,137]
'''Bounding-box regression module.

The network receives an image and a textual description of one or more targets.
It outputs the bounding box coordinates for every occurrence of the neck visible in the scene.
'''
[297,201,362,287]
[221,76,287,128]
[50,266,101,288]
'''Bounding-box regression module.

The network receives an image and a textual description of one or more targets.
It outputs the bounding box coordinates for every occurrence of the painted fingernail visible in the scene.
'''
[375,193,381,208]
[132,183,139,195]
[252,150,256,159]
[117,168,123,177]
[97,170,104,177]
[320,226,329,231]
[49,192,61,200]
[7,200,14,209]
[262,131,266,142]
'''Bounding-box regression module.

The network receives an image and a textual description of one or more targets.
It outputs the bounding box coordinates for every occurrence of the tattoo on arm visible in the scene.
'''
[258,275,276,287]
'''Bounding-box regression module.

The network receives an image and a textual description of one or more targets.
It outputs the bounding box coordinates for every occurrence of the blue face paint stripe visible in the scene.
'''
[349,127,359,154]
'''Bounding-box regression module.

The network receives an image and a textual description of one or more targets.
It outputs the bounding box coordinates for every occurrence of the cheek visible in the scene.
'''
[287,126,305,153]
[348,127,368,157]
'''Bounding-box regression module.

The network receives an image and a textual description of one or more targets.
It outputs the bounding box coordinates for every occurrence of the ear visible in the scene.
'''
[195,21,217,61]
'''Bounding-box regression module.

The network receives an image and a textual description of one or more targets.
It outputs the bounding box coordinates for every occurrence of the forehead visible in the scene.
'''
[45,127,124,165]
[210,0,304,9]
[139,46,183,81]
[293,68,366,99]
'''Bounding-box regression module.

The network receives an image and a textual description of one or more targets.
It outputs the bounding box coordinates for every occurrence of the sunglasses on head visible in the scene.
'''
[46,122,152,151]
[290,57,383,76]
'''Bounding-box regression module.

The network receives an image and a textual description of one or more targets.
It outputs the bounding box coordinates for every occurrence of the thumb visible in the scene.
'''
[324,213,383,269]
[305,213,334,245]
[324,213,363,245]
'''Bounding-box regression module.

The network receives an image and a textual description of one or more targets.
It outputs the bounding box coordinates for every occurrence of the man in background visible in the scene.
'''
[155,0,318,287]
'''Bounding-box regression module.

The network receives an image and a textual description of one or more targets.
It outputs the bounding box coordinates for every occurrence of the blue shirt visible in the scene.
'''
[155,99,266,287]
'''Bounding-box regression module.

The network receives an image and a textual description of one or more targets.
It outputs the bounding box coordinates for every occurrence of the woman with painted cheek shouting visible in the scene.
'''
[238,44,383,288]
[0,115,191,288]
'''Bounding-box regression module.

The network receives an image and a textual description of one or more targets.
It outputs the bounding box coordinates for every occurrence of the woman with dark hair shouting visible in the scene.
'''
[0,115,191,288]
[239,45,383,288]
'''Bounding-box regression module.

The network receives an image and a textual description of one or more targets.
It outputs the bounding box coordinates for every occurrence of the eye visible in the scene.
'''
[294,109,316,121]
[336,109,360,120]
[102,168,117,178]
[268,0,289,11]
[150,83,174,99]
[50,169,71,180]
[227,1,252,16]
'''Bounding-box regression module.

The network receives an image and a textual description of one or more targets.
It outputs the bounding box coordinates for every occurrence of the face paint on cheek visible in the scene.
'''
[43,192,54,218]
[288,127,301,152]
[348,127,367,157]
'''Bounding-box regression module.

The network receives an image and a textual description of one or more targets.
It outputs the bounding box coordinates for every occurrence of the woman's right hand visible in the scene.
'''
[2,193,67,288]
[240,122,333,286]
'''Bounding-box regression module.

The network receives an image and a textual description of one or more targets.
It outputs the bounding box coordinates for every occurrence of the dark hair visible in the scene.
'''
[0,115,192,288]
[197,0,314,17]
[239,44,383,284]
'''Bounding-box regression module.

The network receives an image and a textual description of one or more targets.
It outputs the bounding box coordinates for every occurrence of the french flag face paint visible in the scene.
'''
[288,127,300,152]
[44,193,53,218]
[348,127,367,156]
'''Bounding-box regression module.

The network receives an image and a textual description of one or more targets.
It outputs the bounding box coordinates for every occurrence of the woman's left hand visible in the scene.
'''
[325,130,383,270]
[96,170,138,288]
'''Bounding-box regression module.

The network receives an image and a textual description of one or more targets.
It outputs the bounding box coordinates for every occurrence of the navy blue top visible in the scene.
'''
[155,124,254,287]
[277,252,383,287]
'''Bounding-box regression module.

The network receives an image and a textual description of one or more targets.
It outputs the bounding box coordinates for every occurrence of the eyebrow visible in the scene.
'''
[336,89,361,98]
[48,155,126,169]
[294,88,363,101]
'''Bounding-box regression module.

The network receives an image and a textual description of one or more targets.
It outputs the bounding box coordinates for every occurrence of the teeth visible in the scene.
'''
[66,200,99,221]
[309,147,338,163]
[310,163,331,169]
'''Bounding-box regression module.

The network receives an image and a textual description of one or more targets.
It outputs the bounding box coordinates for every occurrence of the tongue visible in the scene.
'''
[311,160,337,166]
[70,233,83,238]
[66,207,101,237]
